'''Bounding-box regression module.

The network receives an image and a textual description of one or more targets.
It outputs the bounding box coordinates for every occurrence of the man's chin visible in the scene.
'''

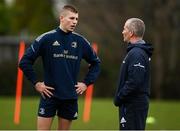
[123,39,129,43]
[123,39,127,43]
[68,29,74,32]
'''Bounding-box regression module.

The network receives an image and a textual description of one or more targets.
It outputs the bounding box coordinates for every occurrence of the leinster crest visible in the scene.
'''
[71,41,77,48]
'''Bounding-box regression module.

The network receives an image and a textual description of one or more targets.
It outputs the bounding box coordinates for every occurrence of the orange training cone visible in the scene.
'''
[14,40,25,124]
[83,43,98,122]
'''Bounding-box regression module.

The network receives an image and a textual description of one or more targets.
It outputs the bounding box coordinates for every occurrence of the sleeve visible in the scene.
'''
[114,51,146,106]
[81,38,101,86]
[19,39,43,85]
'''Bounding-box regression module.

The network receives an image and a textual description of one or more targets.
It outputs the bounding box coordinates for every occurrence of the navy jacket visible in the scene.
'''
[114,41,153,107]
[19,27,100,99]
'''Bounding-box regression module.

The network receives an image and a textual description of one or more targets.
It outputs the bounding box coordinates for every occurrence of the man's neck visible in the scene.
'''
[59,25,68,33]
[129,37,143,44]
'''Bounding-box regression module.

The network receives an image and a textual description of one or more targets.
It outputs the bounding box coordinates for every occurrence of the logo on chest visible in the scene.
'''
[71,41,77,48]
[52,41,60,46]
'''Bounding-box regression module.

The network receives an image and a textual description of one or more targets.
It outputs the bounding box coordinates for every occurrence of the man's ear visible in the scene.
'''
[129,31,134,37]
[59,15,63,21]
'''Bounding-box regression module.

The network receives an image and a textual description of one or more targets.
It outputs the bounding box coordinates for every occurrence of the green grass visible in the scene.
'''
[0,97,180,130]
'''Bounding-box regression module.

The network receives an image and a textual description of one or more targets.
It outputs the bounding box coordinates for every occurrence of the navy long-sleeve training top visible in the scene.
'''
[19,27,101,99]
[114,41,153,107]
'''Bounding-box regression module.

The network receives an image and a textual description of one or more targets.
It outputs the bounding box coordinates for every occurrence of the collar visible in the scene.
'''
[57,27,72,35]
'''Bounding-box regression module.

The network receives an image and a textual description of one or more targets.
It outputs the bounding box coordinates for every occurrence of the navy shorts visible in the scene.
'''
[38,97,78,120]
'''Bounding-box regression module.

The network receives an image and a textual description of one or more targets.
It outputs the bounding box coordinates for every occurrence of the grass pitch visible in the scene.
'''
[0,97,180,130]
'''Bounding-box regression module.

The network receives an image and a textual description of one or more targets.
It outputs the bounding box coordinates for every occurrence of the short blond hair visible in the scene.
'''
[60,5,78,16]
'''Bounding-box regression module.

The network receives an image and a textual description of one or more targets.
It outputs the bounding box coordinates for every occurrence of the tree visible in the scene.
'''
[10,0,56,35]
[0,1,11,35]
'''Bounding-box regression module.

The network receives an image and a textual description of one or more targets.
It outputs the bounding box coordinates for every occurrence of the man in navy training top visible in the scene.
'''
[114,18,153,130]
[19,5,100,130]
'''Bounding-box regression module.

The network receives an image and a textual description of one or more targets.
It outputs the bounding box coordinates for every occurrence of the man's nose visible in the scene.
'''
[122,30,125,34]
[73,21,77,25]
[73,19,78,24]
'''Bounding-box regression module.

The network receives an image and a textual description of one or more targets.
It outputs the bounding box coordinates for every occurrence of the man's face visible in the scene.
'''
[60,11,78,32]
[122,21,132,43]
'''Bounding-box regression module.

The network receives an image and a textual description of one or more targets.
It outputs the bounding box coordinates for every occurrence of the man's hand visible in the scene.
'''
[75,82,87,95]
[113,94,122,107]
[35,82,54,99]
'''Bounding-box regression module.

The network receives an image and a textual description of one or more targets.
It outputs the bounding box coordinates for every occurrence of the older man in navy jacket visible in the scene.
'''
[114,18,153,130]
